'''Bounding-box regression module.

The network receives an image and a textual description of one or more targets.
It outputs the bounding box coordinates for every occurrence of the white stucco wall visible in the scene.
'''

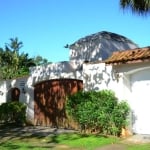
[0,77,34,123]
[0,78,29,104]
[29,61,83,83]
[129,68,150,134]
[0,80,7,105]
[111,62,150,134]
[82,62,126,101]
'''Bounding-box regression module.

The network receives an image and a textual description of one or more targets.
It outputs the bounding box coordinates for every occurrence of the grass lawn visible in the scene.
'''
[47,133,118,149]
[0,132,150,150]
[0,133,118,150]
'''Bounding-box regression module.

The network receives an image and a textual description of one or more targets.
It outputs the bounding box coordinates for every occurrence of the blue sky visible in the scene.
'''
[0,0,150,62]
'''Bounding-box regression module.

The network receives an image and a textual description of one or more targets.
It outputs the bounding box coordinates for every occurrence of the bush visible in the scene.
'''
[0,101,26,125]
[66,90,130,136]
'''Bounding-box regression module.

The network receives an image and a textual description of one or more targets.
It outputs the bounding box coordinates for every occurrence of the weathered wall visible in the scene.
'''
[82,62,126,101]
[29,61,83,83]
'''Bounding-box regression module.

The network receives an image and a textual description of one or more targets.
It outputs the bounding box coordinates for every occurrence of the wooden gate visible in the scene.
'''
[34,79,83,127]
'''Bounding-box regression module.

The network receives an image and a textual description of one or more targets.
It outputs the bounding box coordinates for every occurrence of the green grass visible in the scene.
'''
[0,141,48,150]
[0,140,54,150]
[1,132,150,150]
[47,133,118,150]
[0,133,118,150]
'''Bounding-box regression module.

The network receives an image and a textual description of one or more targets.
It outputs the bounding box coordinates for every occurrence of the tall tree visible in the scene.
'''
[6,37,23,52]
[0,37,50,79]
[0,38,34,79]
[33,55,48,66]
[5,37,23,71]
[120,0,150,15]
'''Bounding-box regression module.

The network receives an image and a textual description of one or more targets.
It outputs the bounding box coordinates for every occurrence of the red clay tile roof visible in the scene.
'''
[105,46,150,64]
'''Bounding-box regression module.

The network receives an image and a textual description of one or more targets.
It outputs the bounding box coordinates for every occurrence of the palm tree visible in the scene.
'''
[120,0,150,15]
[0,38,50,79]
[5,37,23,71]
[6,37,23,52]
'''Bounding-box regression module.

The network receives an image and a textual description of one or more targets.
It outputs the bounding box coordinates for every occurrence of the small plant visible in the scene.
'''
[0,101,26,125]
[66,90,130,136]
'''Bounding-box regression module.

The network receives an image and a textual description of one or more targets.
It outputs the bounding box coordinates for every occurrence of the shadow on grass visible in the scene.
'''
[0,124,116,150]
[0,123,79,149]
[0,141,54,150]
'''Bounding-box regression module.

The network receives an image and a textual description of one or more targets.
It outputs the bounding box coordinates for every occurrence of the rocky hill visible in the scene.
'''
[69,31,139,62]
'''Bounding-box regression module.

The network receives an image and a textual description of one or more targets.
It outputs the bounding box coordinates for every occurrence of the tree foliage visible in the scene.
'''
[0,37,49,79]
[66,90,130,136]
[33,55,48,66]
[0,101,26,125]
[120,0,150,15]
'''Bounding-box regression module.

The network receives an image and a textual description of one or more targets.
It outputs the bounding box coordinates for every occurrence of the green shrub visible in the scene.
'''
[0,101,26,125]
[66,90,130,136]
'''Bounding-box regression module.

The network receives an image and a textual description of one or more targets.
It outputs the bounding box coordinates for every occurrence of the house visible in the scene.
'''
[1,31,149,134]
[83,46,150,134]
[105,46,150,134]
